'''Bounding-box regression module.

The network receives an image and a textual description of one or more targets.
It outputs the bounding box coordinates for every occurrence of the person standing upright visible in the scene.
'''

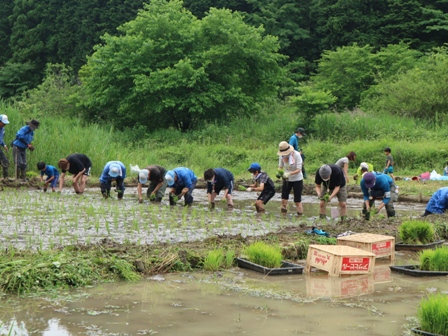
[12,119,39,181]
[289,127,307,178]
[0,115,11,181]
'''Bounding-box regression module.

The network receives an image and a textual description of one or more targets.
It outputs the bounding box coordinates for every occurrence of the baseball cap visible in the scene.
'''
[138,169,149,184]
[247,162,261,172]
[0,115,9,124]
[108,164,121,178]
[165,170,175,187]
[319,165,331,181]
[296,127,306,136]
[363,172,376,188]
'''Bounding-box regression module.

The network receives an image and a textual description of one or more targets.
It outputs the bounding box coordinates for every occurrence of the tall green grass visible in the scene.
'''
[417,294,448,336]
[3,99,448,179]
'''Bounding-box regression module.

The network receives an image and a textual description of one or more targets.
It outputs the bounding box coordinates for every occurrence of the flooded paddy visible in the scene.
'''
[0,187,442,335]
[1,258,448,336]
[0,187,426,250]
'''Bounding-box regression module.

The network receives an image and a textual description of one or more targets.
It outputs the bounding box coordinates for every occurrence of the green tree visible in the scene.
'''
[290,84,337,127]
[79,0,285,131]
[361,49,448,121]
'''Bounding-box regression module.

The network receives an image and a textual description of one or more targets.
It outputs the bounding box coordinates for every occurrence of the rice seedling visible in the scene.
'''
[417,294,448,336]
[399,220,436,244]
[203,249,225,272]
[419,247,448,272]
[224,249,235,268]
[243,242,282,268]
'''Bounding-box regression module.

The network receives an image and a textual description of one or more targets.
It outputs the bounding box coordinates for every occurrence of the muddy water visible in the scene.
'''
[0,188,426,250]
[1,257,448,336]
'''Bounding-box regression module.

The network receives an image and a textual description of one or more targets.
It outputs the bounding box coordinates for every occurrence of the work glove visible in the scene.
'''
[246,187,252,192]
[28,145,35,151]
[283,172,290,179]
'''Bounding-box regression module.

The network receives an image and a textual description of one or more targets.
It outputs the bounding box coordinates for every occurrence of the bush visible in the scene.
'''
[417,294,448,336]
[419,247,448,272]
[399,220,436,244]
[244,241,282,268]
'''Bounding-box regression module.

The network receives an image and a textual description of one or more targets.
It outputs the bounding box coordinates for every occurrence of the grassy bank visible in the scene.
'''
[2,101,448,180]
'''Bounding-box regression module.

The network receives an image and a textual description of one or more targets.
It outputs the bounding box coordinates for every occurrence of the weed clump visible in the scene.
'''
[244,241,282,268]
[399,220,436,244]
[417,294,448,336]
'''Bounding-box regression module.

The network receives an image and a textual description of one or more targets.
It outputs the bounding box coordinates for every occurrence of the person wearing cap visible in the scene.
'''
[0,114,10,181]
[335,151,356,184]
[277,141,303,215]
[289,127,307,178]
[354,162,374,185]
[315,164,347,220]
[58,153,92,194]
[361,172,397,219]
[137,165,167,203]
[37,161,60,192]
[12,119,39,181]
[204,168,234,210]
[247,162,276,213]
[165,167,197,206]
[422,187,448,216]
[99,161,126,200]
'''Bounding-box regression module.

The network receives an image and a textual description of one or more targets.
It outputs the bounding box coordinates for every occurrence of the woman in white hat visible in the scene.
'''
[277,141,303,216]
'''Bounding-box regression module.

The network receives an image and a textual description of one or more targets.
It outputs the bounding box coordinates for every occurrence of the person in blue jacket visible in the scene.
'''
[0,114,10,181]
[12,119,39,180]
[423,187,448,216]
[204,168,234,210]
[99,161,126,200]
[289,127,307,178]
[361,172,397,220]
[165,167,197,206]
[37,161,60,192]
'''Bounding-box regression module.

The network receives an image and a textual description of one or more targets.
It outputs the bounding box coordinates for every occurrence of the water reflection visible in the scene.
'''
[1,263,448,336]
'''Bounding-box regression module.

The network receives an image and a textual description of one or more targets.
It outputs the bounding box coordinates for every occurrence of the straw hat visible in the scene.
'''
[277,141,294,156]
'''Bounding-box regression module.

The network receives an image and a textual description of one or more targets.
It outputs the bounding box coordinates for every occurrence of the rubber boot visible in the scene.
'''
[117,191,123,200]
[20,169,27,181]
[297,212,303,216]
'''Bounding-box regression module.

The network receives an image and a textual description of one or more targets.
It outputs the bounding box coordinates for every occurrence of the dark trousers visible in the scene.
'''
[171,180,197,206]
[101,178,125,199]
[362,198,395,219]
[0,149,9,178]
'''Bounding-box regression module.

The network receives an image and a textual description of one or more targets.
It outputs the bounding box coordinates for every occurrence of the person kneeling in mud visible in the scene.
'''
[361,172,397,220]
[99,161,126,200]
[246,162,275,213]
[204,168,234,210]
[165,167,197,206]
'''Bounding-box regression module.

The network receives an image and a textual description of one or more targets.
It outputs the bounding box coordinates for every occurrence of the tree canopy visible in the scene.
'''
[79,0,285,131]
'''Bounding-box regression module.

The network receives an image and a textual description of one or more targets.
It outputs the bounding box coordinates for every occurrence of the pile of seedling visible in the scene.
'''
[398,220,437,244]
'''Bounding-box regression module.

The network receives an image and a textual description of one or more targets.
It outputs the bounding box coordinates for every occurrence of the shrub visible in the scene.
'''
[399,220,436,244]
[417,294,448,336]
[419,247,448,272]
[244,242,282,268]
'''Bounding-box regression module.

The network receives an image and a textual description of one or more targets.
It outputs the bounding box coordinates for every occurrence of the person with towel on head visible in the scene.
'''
[12,119,39,181]
[315,164,347,221]
[277,141,303,216]
[165,167,197,206]
[354,162,374,185]
[99,161,126,200]
[137,165,168,203]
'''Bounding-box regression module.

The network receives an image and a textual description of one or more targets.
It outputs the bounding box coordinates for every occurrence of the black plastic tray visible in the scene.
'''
[236,258,304,275]
[395,240,445,251]
[411,327,444,336]
[390,265,448,277]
